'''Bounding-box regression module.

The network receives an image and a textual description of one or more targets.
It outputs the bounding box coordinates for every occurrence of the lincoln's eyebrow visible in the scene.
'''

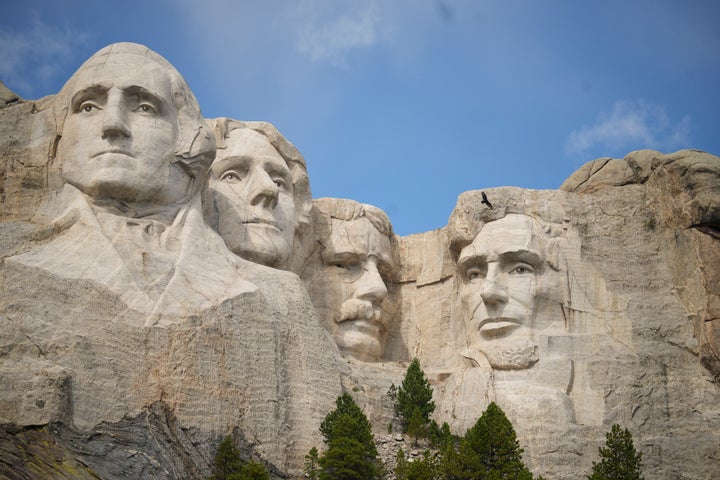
[321,250,364,265]
[457,253,487,270]
[70,85,108,110]
[498,249,543,267]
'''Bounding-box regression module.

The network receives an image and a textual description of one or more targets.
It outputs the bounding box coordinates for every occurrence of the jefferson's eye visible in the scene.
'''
[273,178,288,189]
[220,171,242,182]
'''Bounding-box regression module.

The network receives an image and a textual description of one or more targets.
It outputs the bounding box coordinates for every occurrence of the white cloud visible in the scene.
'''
[295,2,380,65]
[565,99,690,157]
[0,18,88,97]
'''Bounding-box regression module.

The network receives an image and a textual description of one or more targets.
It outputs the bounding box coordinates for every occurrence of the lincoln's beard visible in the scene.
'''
[478,335,538,370]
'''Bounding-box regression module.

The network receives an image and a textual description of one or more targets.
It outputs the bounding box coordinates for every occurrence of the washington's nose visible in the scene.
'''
[249,170,280,208]
[354,260,388,304]
[101,92,131,139]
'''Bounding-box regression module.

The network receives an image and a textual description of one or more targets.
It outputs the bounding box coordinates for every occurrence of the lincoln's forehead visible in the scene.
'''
[464,214,543,259]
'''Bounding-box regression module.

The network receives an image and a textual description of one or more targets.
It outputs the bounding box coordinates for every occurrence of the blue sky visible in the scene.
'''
[2,0,718,235]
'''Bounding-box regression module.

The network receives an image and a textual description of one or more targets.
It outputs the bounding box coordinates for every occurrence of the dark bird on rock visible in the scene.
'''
[481,191,493,208]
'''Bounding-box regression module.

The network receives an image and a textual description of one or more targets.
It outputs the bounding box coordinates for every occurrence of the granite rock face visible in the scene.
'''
[1,43,719,480]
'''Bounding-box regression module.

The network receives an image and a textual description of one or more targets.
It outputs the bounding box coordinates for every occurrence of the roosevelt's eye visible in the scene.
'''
[331,260,362,273]
[509,264,534,275]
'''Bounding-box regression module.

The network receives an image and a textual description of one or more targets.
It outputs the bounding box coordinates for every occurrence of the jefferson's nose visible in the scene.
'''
[248,169,280,208]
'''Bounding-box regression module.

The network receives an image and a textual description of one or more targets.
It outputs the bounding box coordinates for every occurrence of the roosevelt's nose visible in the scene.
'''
[479,264,508,306]
[354,259,388,304]
[248,168,280,209]
[101,90,131,139]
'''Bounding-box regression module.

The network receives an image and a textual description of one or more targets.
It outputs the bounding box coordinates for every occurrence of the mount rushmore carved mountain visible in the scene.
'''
[0,43,718,479]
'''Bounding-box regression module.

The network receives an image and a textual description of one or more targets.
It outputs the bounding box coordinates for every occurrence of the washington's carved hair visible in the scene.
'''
[51,42,216,191]
[208,117,312,228]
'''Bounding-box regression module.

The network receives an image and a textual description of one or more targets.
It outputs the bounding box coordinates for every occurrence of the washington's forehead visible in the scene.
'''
[71,59,173,96]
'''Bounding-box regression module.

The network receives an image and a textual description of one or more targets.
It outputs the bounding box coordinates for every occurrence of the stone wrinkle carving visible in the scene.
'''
[4,42,256,326]
[302,198,399,362]
[203,118,312,272]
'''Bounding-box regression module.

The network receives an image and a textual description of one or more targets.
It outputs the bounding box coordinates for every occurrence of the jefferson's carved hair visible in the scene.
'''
[51,42,216,192]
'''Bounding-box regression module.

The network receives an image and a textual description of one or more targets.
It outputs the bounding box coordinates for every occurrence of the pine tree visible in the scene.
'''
[211,435,243,480]
[395,358,435,434]
[318,393,383,480]
[588,424,644,480]
[395,449,440,480]
[303,446,320,480]
[443,402,533,480]
[238,461,269,480]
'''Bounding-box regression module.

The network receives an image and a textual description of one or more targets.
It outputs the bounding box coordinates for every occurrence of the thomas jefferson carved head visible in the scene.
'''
[304,198,396,362]
[203,119,311,269]
[53,43,215,209]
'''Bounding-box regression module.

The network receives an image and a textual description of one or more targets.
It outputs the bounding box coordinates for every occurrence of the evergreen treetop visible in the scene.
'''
[588,424,644,480]
[396,358,435,431]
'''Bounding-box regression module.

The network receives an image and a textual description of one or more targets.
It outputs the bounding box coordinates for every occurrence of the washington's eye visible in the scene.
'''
[509,264,534,275]
[78,101,100,113]
[136,103,157,114]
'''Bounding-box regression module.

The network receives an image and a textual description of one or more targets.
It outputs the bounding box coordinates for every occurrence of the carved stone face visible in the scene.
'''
[310,217,393,361]
[58,53,190,206]
[457,214,545,369]
[207,128,296,268]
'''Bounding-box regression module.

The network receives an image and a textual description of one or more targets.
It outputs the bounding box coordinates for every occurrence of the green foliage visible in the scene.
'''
[211,435,243,480]
[303,447,320,480]
[443,402,533,480]
[396,358,435,434]
[428,420,456,450]
[320,393,375,450]
[237,461,269,480]
[395,449,440,480]
[317,393,383,480]
[588,424,644,480]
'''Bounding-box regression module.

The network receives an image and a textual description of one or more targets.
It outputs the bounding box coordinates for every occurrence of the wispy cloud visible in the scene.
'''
[295,3,380,65]
[565,99,690,157]
[0,18,88,98]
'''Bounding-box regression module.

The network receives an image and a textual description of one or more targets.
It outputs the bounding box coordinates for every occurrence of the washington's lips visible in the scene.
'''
[93,148,133,158]
[478,317,521,335]
[242,217,279,229]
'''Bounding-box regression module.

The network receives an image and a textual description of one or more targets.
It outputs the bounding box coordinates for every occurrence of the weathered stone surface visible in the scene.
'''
[1,41,719,480]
